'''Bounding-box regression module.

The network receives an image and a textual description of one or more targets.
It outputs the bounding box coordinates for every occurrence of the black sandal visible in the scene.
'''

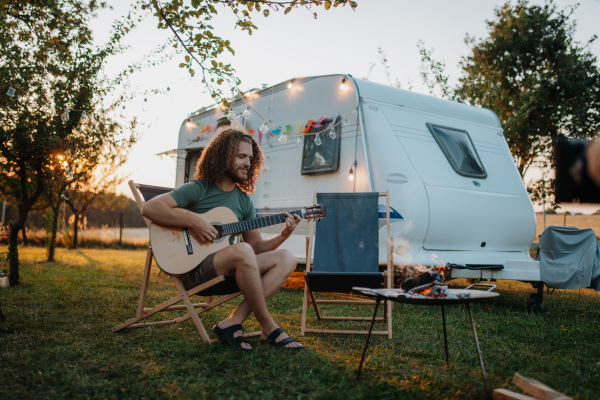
[263,328,304,350]
[212,324,253,351]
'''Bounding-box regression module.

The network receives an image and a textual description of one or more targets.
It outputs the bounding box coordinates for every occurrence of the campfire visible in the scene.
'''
[398,266,469,300]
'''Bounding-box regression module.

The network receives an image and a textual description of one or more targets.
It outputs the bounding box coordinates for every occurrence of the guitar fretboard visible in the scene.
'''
[220,210,303,237]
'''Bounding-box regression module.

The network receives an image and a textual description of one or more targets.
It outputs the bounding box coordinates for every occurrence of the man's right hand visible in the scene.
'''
[189,216,219,243]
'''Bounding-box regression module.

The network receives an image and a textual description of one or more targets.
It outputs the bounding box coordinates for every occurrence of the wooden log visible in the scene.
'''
[512,373,572,400]
[493,388,537,400]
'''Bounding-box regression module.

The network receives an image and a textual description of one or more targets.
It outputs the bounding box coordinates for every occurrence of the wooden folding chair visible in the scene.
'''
[111,180,245,343]
[301,191,394,338]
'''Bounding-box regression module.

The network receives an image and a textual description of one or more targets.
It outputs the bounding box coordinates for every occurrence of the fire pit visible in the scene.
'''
[353,278,498,399]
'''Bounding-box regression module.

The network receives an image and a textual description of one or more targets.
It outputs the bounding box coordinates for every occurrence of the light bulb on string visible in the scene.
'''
[259,121,269,135]
[227,109,235,121]
[80,111,87,123]
[142,98,149,112]
[328,128,336,139]
[296,135,304,147]
[314,132,322,146]
[339,77,348,91]
[242,107,251,119]
[7,87,15,97]
[279,131,287,143]
[120,106,126,118]
[348,162,357,182]
[62,109,70,122]
[343,119,348,128]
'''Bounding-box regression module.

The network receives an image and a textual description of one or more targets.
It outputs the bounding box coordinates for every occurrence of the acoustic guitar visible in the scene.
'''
[150,205,326,275]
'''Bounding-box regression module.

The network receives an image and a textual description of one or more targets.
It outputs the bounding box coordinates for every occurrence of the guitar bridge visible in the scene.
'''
[182,228,193,255]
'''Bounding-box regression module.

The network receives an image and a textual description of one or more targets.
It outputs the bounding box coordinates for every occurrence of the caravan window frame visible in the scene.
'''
[301,115,342,175]
[426,123,487,179]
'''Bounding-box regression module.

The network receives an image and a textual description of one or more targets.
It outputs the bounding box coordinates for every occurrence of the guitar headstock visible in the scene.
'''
[302,204,327,221]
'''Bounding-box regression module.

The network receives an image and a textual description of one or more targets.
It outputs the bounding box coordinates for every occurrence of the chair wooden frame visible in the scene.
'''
[111,180,247,344]
[301,191,394,338]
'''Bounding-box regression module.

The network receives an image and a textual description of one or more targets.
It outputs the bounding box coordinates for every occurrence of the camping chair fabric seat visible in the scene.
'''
[305,272,383,293]
[194,276,240,296]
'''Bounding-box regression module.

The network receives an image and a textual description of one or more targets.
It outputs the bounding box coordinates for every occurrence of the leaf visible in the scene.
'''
[285,6,292,15]
[211,60,217,67]
[179,63,186,68]
[185,55,190,62]
[324,1,331,10]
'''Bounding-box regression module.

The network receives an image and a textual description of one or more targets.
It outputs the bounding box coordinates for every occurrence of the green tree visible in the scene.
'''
[456,0,600,179]
[0,0,137,284]
[144,0,357,105]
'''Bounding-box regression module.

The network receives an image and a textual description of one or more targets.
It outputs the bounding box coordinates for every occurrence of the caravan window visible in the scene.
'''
[301,115,341,175]
[426,123,487,178]
[185,149,202,183]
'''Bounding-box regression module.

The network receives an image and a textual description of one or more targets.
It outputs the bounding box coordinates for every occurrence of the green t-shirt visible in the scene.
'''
[169,179,256,221]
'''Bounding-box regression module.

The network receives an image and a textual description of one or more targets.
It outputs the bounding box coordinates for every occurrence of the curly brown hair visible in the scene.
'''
[193,127,264,194]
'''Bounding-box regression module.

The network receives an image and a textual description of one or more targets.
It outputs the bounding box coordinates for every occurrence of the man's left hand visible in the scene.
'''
[281,212,301,239]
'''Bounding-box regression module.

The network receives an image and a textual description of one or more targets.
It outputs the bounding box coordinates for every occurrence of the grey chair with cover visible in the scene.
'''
[539,225,600,291]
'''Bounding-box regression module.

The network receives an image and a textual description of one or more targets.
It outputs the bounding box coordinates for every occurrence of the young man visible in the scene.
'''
[141,127,304,351]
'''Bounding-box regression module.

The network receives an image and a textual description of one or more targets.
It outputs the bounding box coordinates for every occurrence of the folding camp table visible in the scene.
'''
[353,285,499,399]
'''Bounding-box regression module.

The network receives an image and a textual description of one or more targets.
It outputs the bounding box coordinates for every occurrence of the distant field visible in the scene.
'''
[77,227,148,244]
[535,213,600,240]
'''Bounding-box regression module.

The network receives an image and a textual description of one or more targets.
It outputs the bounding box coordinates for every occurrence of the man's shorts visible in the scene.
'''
[180,253,218,290]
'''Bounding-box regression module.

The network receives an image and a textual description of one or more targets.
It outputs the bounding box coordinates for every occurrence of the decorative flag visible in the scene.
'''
[326,112,341,129]
[296,122,303,134]
[312,116,327,127]
[301,119,314,134]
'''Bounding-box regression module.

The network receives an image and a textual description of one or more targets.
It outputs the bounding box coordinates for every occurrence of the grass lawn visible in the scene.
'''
[1,246,599,399]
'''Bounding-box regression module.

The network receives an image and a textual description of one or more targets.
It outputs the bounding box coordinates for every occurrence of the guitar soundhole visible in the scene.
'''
[214,225,223,240]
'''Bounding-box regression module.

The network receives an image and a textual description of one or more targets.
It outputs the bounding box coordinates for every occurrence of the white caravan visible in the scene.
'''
[173,74,540,284]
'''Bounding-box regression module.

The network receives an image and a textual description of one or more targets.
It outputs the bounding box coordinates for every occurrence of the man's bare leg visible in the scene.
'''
[212,243,302,349]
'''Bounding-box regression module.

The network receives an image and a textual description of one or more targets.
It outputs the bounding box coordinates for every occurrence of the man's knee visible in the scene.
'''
[278,249,297,274]
[215,242,258,275]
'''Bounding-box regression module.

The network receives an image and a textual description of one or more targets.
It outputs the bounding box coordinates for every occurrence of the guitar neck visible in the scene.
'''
[220,209,303,237]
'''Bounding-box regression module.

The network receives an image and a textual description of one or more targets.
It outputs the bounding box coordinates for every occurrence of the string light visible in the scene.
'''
[339,77,349,91]
[80,111,87,123]
[349,161,357,181]
[287,79,295,89]
[242,107,251,119]
[7,87,15,97]
[62,109,69,122]
[230,78,359,146]
[185,117,195,128]
[314,132,322,146]
[279,131,288,143]
[142,98,149,112]
[227,108,235,121]
[259,121,269,134]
